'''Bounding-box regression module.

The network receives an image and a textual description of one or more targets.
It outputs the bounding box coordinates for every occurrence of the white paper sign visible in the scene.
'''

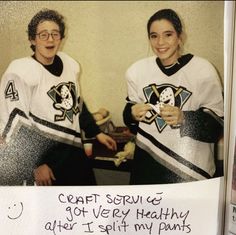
[229,203,236,234]
[0,177,223,235]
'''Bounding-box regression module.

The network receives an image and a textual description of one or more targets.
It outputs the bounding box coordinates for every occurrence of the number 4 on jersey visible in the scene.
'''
[5,80,19,101]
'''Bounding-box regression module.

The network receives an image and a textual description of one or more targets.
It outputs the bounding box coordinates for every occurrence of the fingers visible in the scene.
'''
[106,138,117,151]
[132,103,152,121]
[34,173,48,186]
[135,112,146,121]
[34,173,51,186]
[49,170,56,181]
[160,105,184,125]
[96,133,117,151]
[131,103,183,125]
[34,164,56,186]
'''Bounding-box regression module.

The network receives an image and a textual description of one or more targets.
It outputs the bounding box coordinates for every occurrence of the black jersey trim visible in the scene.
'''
[1,108,81,139]
[29,112,81,138]
[202,107,224,126]
[137,127,211,179]
[156,54,194,76]
[32,54,63,77]
[2,108,28,138]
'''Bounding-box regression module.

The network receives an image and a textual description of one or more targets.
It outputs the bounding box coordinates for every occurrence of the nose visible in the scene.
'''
[157,36,165,45]
[48,34,54,41]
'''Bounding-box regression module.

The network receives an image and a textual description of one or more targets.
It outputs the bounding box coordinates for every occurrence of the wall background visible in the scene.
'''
[0,1,224,126]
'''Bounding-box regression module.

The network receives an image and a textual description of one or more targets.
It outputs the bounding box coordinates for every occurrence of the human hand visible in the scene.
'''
[131,103,152,121]
[159,104,184,126]
[33,164,56,186]
[96,132,117,151]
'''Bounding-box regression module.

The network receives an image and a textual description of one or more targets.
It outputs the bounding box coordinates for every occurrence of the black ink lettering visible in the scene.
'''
[84,195,100,204]
[136,209,163,220]
[74,207,89,217]
[106,194,113,204]
[58,193,66,203]
[171,208,189,223]
[134,222,153,235]
[58,193,100,205]
[121,209,130,223]
[158,221,191,234]
[136,209,150,220]
[111,208,130,223]
[82,221,94,233]
[146,193,163,206]
[57,220,77,233]
[66,206,73,222]
[106,194,143,206]
[93,205,110,219]
[233,206,236,213]
[7,202,24,220]
[161,208,171,220]
[66,206,89,221]
[45,220,57,235]
[98,221,129,235]
[45,220,77,235]
[186,224,191,233]
[67,194,74,204]
[98,224,110,235]
[136,207,190,222]
[233,215,236,222]
[134,224,146,232]
[112,209,122,219]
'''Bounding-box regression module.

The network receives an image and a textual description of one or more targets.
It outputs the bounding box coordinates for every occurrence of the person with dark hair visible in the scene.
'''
[0,9,116,186]
[27,9,65,52]
[123,9,223,184]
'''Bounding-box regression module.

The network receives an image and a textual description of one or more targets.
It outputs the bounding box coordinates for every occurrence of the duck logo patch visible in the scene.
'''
[143,83,192,132]
[47,82,79,123]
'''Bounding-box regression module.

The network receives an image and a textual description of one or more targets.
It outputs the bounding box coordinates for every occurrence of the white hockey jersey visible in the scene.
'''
[125,55,224,181]
[0,51,82,146]
[0,52,84,184]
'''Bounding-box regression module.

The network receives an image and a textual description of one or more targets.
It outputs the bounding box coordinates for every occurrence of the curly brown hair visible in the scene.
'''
[28,9,65,51]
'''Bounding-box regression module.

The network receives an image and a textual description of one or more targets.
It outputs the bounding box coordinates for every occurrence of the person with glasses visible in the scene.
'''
[36,31,61,41]
[123,9,224,184]
[0,9,117,186]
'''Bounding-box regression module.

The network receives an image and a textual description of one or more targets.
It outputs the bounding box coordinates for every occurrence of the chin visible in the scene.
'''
[158,56,170,63]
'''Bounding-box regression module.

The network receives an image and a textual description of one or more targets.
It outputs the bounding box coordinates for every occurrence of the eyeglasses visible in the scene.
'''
[36,31,61,41]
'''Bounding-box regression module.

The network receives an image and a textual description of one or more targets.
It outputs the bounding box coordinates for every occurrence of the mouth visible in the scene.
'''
[157,48,168,53]
[45,46,55,50]
[163,99,171,104]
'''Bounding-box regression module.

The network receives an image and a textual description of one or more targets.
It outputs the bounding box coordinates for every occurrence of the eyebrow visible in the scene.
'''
[149,30,175,35]
[37,29,60,33]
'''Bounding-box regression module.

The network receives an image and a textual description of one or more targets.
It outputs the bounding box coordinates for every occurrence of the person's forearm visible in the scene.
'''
[180,108,223,143]
[123,103,138,134]
[79,102,101,138]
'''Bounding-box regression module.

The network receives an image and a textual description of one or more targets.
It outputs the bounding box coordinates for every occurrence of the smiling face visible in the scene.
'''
[30,20,62,65]
[149,19,181,66]
[7,202,23,220]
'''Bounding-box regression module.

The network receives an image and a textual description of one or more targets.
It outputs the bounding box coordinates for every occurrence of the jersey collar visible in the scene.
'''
[156,53,194,76]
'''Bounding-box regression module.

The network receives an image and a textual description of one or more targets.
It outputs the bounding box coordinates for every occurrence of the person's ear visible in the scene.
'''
[30,39,36,46]
[178,32,186,52]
